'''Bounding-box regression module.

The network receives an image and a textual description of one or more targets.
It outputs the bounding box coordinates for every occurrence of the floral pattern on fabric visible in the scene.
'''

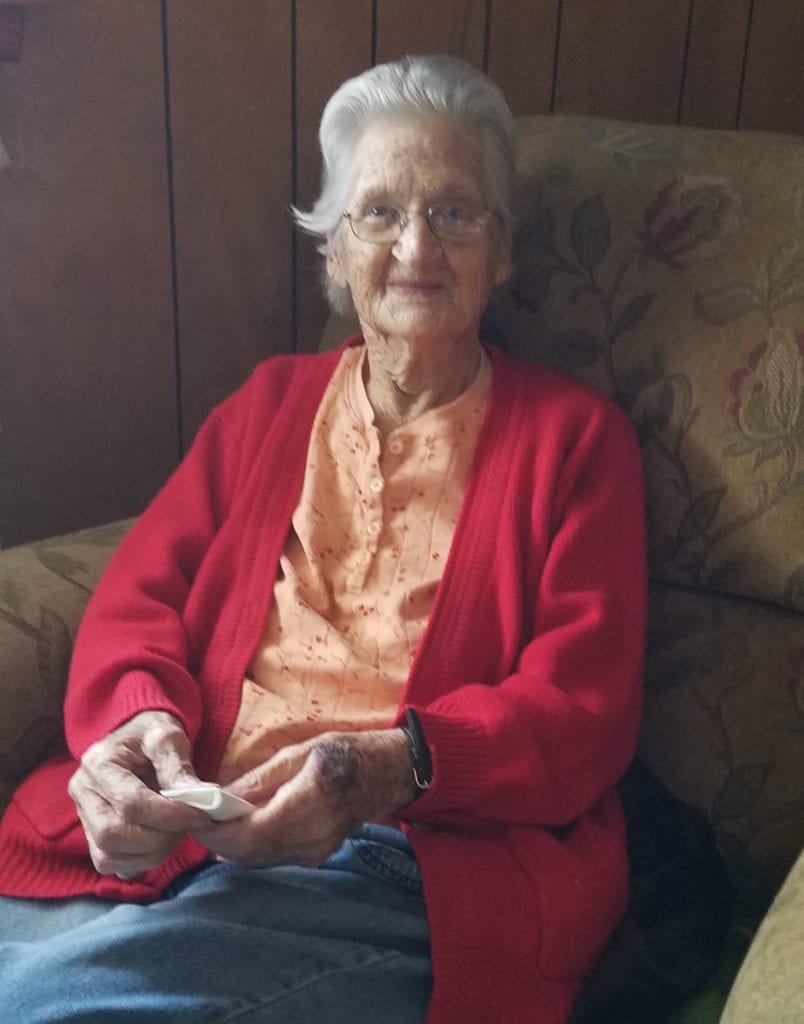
[642,584,804,890]
[0,521,133,809]
[486,119,804,609]
[218,346,491,783]
[476,114,804,895]
[639,176,742,269]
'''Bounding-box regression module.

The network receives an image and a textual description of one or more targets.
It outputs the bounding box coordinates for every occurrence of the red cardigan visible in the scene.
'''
[0,340,646,1024]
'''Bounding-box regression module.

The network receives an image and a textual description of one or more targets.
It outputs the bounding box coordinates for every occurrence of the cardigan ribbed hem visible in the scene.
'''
[67,669,202,759]
[0,803,209,902]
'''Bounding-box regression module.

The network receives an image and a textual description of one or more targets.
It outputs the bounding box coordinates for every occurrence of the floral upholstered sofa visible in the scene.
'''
[1,114,802,1022]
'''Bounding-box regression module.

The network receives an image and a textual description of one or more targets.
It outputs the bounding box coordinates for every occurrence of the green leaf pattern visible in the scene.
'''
[498,131,804,602]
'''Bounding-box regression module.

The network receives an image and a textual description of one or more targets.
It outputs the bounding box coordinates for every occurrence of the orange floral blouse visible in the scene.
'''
[218,345,491,783]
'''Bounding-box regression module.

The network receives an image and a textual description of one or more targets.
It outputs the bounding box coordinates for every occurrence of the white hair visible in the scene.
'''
[293,55,517,315]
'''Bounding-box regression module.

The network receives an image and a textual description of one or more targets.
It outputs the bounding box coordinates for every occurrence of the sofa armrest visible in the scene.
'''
[720,848,804,1023]
[0,520,133,813]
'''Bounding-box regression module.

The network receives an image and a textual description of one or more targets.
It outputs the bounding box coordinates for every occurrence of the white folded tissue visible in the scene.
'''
[160,785,255,822]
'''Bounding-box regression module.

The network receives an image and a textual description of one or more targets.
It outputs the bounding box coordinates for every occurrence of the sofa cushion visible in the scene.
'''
[0,520,133,811]
[483,115,804,614]
[641,583,804,894]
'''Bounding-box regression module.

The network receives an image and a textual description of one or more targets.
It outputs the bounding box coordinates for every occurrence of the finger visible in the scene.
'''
[119,785,212,833]
[73,780,172,856]
[200,768,347,868]
[73,783,193,879]
[225,744,309,803]
[84,821,169,879]
[79,723,203,826]
[190,814,266,865]
[189,772,312,863]
[74,759,209,834]
[141,720,201,792]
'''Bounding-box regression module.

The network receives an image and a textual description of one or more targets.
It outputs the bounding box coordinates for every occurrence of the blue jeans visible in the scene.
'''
[0,825,431,1023]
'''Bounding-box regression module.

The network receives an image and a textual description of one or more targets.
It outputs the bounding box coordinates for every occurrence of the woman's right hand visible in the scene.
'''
[68,710,210,879]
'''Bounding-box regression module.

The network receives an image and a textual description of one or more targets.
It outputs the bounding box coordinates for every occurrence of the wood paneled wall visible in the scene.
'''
[1,0,803,545]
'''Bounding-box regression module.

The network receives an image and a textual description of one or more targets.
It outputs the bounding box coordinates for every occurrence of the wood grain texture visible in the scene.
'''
[0,0,177,546]
[0,7,23,61]
[3,0,803,545]
[739,0,804,135]
[487,0,558,115]
[294,0,372,353]
[554,0,691,124]
[375,0,487,67]
[679,0,752,128]
[166,0,293,445]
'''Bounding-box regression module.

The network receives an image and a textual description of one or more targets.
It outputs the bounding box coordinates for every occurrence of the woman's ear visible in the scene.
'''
[326,245,348,288]
[494,251,513,287]
[491,225,513,287]
[493,239,513,287]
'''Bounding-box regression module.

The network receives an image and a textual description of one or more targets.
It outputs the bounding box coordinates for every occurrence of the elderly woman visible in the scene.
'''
[0,56,645,1023]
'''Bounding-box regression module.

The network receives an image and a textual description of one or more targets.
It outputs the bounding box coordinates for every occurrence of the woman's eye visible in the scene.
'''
[432,204,471,226]
[365,205,400,224]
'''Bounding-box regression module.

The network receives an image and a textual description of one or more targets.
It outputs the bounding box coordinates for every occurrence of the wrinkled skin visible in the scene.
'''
[69,711,415,877]
[68,711,211,879]
[194,728,415,867]
[328,114,511,438]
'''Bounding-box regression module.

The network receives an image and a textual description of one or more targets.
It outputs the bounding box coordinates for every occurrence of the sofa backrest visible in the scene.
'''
[487,115,804,897]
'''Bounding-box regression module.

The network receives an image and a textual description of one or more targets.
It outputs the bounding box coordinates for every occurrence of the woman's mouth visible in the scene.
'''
[388,280,442,297]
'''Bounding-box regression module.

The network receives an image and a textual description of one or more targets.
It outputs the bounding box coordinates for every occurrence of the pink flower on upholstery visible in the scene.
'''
[640,176,741,269]
[727,328,804,447]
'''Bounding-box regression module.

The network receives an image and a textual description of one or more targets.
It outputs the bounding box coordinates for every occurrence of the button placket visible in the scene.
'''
[353,444,386,579]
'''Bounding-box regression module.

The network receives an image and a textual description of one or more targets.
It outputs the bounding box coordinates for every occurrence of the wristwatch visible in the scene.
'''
[401,708,433,793]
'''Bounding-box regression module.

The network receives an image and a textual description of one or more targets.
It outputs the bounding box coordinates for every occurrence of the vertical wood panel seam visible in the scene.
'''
[371,0,378,66]
[290,0,298,354]
[482,0,492,73]
[549,0,564,113]
[735,0,756,130]
[676,0,695,124]
[160,0,184,460]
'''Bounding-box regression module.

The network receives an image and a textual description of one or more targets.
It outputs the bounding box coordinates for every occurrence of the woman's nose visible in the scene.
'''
[392,213,442,262]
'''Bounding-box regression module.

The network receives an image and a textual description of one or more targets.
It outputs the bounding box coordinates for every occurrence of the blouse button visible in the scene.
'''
[367,521,382,538]
[368,476,384,493]
[388,438,404,455]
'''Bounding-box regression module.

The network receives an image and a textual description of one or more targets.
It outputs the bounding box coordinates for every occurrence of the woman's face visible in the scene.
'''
[327,116,511,351]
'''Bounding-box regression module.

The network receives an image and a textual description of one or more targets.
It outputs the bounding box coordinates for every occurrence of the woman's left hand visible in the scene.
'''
[191,729,417,867]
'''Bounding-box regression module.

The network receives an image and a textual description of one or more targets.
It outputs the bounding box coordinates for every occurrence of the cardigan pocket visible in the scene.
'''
[510,794,629,981]
[11,753,86,847]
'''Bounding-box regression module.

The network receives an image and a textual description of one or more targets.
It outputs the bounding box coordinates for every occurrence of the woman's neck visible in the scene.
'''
[362,333,482,440]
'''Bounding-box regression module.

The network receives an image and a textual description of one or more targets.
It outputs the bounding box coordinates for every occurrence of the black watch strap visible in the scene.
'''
[401,708,433,792]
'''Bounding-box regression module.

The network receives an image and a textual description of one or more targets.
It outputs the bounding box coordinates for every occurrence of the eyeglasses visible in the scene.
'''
[343,202,499,245]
